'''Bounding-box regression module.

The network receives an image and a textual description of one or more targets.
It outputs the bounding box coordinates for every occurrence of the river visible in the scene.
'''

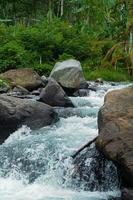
[0,82,130,200]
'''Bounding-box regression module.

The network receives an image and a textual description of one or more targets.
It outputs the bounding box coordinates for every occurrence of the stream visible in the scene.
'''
[0,82,130,200]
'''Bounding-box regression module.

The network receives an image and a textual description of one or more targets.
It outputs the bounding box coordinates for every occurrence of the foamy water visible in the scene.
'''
[0,82,131,200]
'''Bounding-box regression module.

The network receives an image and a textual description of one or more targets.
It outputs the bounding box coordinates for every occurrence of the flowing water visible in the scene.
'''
[0,82,131,200]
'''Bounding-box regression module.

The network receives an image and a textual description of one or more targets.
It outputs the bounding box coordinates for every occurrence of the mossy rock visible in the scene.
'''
[0,68,43,91]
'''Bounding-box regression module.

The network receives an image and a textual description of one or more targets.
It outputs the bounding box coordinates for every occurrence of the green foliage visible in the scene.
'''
[33,63,53,76]
[0,41,30,72]
[0,78,9,88]
[58,53,75,61]
[0,79,5,87]
[0,1,132,80]
[85,69,132,82]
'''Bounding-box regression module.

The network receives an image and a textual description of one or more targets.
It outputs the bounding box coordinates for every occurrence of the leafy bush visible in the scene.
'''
[0,18,132,81]
[58,53,75,61]
[0,41,30,72]
[0,78,9,88]
[33,63,53,76]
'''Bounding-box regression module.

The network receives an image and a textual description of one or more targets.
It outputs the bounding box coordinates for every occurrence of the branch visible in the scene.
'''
[71,136,98,159]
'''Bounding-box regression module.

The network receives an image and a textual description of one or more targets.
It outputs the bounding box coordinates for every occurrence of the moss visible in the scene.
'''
[0,78,9,88]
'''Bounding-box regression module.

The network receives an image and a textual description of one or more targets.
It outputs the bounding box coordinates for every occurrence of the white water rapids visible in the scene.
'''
[0,82,131,200]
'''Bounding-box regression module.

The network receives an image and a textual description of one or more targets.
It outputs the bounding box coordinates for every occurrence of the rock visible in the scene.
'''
[0,94,56,144]
[41,75,48,84]
[31,90,40,96]
[69,145,120,191]
[50,59,85,89]
[60,86,77,96]
[111,82,116,86]
[0,68,43,91]
[96,87,133,187]
[88,86,97,92]
[39,78,74,107]
[95,78,103,84]
[73,89,89,97]
[12,85,30,95]
[7,93,38,100]
[79,81,89,89]
[122,188,133,200]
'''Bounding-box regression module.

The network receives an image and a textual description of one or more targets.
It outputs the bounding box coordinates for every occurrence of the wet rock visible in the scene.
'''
[96,86,133,187]
[7,93,38,100]
[88,86,97,92]
[95,78,103,84]
[0,68,43,91]
[111,82,116,86]
[39,78,74,107]
[0,94,56,144]
[41,75,48,84]
[108,197,121,200]
[122,188,133,200]
[69,145,120,191]
[12,85,30,95]
[79,81,89,89]
[61,86,77,96]
[73,89,89,97]
[50,59,85,89]
[31,90,40,96]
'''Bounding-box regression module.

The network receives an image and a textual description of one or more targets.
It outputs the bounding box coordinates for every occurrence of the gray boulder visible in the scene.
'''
[0,94,56,144]
[50,59,85,89]
[39,78,74,107]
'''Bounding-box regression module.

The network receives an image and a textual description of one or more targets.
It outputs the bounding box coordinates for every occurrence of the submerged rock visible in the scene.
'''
[49,59,85,89]
[122,188,133,200]
[0,68,43,91]
[0,94,56,144]
[67,145,120,192]
[39,78,74,107]
[96,86,133,187]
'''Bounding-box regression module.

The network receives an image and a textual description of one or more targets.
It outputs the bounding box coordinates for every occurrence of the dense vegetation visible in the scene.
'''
[0,0,133,81]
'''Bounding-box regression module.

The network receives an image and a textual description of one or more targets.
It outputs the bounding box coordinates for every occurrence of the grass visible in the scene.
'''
[83,68,133,82]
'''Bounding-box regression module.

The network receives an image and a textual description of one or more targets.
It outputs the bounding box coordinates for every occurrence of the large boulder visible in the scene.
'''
[0,94,56,144]
[96,87,133,187]
[0,68,43,91]
[39,78,74,107]
[49,59,85,89]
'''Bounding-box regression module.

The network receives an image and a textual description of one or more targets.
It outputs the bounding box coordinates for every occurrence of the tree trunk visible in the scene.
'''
[61,0,64,17]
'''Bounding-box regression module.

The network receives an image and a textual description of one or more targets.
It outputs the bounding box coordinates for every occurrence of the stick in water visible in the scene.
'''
[71,136,98,159]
